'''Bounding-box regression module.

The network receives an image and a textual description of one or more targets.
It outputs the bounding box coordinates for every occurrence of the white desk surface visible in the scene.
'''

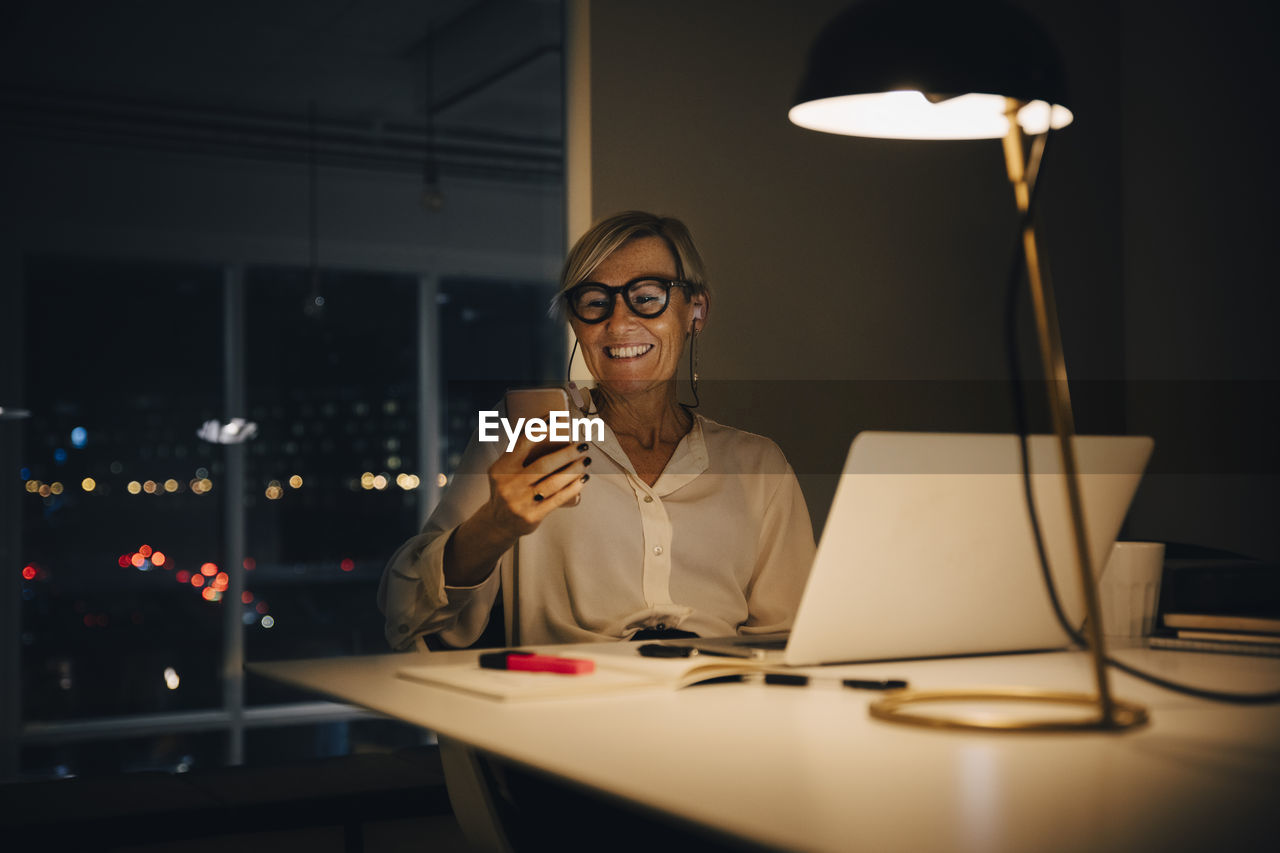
[251,645,1280,852]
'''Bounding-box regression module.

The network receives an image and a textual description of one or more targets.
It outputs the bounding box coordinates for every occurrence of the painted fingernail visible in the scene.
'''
[577,443,589,452]
[581,473,590,483]
[583,456,592,467]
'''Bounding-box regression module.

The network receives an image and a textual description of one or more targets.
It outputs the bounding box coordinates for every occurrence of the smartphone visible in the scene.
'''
[503,387,574,465]
[503,387,582,506]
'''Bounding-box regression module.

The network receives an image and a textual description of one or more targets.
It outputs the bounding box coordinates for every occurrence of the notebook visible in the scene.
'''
[680,431,1154,666]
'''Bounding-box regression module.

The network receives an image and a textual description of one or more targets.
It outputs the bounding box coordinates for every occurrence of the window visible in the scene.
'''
[2,0,567,778]
[15,259,563,776]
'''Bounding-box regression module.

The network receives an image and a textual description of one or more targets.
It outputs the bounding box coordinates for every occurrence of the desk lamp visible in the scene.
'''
[790,0,1146,732]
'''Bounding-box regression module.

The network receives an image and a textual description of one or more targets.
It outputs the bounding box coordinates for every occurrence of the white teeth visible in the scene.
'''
[606,344,652,359]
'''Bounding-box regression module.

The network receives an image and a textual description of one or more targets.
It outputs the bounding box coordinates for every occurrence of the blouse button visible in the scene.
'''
[644,495,654,503]
[653,546,663,556]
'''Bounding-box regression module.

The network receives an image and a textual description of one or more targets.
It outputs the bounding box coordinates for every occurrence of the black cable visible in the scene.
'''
[1005,128,1280,705]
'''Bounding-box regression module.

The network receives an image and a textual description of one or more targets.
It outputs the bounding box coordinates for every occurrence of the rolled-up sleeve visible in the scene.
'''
[377,430,503,650]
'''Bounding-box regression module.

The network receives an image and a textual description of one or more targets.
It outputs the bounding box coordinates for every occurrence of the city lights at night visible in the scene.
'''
[14,253,557,787]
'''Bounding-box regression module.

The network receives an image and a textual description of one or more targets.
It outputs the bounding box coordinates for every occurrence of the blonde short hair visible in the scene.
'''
[550,211,709,320]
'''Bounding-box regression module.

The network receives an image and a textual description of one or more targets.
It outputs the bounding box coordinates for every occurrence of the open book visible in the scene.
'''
[396,648,778,702]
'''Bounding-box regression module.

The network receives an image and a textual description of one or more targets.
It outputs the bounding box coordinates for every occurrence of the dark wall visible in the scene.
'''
[585,0,1123,533]
[1121,0,1280,559]
[583,0,1277,559]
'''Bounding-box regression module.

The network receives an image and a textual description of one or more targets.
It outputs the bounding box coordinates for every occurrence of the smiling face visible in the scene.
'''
[569,235,705,395]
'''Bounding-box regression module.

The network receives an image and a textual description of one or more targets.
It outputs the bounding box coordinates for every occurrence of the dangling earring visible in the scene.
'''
[682,328,702,411]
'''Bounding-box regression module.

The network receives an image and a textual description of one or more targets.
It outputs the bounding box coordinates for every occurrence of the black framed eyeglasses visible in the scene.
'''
[564,277,690,324]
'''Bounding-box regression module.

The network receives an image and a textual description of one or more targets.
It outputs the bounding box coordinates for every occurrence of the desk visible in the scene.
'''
[251,646,1280,851]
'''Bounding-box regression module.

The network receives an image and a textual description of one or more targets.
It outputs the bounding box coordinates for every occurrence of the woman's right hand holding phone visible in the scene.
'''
[443,437,591,586]
[484,436,591,535]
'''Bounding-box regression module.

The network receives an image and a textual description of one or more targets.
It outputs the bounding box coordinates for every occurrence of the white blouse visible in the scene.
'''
[378,412,815,649]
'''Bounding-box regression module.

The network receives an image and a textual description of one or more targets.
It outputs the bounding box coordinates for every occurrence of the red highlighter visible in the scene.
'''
[478,650,595,675]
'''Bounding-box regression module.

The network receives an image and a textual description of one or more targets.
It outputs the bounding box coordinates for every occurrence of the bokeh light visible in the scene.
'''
[289,475,303,489]
[190,574,205,587]
[164,667,180,690]
[340,558,355,572]
[70,427,88,448]
[22,566,37,581]
[200,562,217,576]
[151,551,166,567]
[163,479,179,493]
[261,615,275,628]
[127,481,142,495]
[81,477,96,492]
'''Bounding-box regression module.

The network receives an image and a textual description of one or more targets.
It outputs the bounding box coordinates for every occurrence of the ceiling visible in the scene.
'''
[0,0,564,179]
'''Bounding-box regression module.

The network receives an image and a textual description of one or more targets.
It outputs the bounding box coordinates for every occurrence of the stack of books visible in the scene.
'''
[1150,613,1280,657]
[1149,549,1279,657]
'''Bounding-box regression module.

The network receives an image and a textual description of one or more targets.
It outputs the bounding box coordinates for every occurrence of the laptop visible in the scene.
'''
[680,431,1153,666]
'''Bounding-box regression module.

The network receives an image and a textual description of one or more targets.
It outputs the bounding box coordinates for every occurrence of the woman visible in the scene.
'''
[379,211,814,648]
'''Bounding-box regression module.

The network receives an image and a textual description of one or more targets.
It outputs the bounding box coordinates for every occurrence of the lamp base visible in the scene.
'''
[869,686,1149,733]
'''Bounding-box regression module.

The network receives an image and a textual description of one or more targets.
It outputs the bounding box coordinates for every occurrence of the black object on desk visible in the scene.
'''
[762,673,909,690]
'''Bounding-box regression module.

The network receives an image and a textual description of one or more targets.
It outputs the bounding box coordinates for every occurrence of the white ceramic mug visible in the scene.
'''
[1099,541,1166,637]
